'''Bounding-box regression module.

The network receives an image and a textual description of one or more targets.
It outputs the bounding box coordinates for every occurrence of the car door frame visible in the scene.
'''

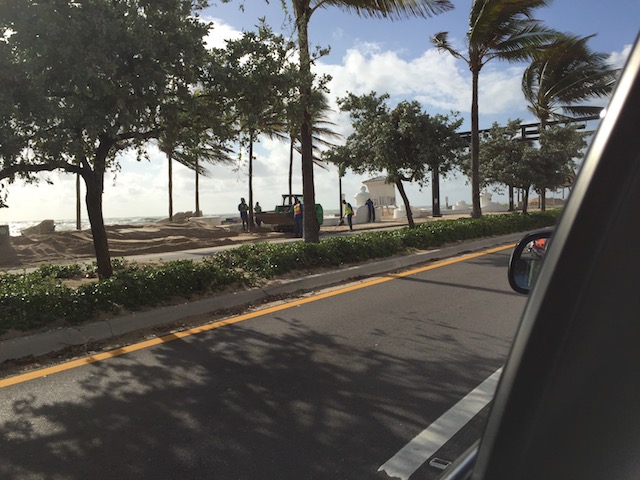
[443,33,640,480]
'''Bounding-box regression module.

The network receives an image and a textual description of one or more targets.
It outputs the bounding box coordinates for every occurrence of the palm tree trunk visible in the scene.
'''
[431,166,441,217]
[289,138,294,200]
[294,4,319,242]
[508,185,515,211]
[470,66,482,218]
[338,173,343,219]
[168,152,173,221]
[76,167,81,230]
[248,131,255,232]
[195,159,200,216]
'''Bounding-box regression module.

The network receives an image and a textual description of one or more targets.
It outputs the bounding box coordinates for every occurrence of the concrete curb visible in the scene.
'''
[0,233,524,363]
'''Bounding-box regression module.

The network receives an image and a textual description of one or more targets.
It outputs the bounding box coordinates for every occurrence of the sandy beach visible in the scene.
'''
[0,220,281,269]
[1,203,554,271]
[0,213,435,270]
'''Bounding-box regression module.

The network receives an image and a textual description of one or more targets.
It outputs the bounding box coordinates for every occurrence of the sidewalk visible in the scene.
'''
[0,231,525,364]
[83,214,475,265]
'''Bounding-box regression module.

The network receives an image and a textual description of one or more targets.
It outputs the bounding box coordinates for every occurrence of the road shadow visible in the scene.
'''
[0,313,503,479]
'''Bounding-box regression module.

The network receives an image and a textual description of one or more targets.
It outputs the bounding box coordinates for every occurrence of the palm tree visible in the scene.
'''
[159,136,232,221]
[522,33,618,210]
[158,87,233,221]
[159,112,231,222]
[432,0,556,218]
[288,0,453,241]
[522,33,619,128]
[284,89,340,201]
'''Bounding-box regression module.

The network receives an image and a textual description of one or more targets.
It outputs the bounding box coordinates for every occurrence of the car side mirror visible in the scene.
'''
[508,230,553,294]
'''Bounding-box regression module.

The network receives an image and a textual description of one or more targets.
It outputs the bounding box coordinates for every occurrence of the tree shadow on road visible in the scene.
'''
[0,313,504,479]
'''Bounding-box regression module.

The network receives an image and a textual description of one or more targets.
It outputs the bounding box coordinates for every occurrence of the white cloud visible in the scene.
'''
[478,65,527,115]
[608,44,632,69]
[320,45,470,112]
[320,43,527,122]
[203,16,243,49]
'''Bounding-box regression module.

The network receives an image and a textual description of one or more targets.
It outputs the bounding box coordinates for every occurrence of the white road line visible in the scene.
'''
[378,367,503,480]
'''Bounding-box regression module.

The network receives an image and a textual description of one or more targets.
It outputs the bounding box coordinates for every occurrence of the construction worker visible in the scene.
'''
[238,198,249,231]
[342,199,354,231]
[293,197,303,237]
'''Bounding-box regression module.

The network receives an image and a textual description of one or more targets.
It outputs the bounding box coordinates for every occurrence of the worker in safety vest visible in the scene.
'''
[342,199,354,231]
[293,197,303,237]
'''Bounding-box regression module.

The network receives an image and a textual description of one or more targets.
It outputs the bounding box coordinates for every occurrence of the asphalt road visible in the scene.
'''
[0,246,527,480]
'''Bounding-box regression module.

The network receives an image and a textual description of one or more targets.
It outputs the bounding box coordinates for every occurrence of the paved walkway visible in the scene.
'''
[90,213,473,265]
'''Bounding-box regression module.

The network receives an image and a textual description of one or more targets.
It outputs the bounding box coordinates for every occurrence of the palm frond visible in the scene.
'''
[488,21,558,62]
[319,0,453,20]
[432,31,468,63]
[553,105,606,119]
[170,142,233,177]
[469,0,551,44]
[522,32,620,123]
[468,0,557,67]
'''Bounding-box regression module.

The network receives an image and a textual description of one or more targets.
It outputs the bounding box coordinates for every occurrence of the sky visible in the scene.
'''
[1,0,638,223]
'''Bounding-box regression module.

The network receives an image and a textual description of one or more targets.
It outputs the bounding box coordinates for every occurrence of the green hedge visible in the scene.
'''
[0,211,560,335]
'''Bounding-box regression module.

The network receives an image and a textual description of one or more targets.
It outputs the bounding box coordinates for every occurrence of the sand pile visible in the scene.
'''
[0,220,280,269]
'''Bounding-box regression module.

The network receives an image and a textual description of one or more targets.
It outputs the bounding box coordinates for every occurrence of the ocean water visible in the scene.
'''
[4,216,164,237]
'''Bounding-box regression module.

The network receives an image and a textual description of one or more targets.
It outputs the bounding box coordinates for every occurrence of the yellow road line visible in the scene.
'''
[0,244,514,389]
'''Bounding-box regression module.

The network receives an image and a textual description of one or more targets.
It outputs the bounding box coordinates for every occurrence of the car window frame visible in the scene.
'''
[441,32,640,480]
